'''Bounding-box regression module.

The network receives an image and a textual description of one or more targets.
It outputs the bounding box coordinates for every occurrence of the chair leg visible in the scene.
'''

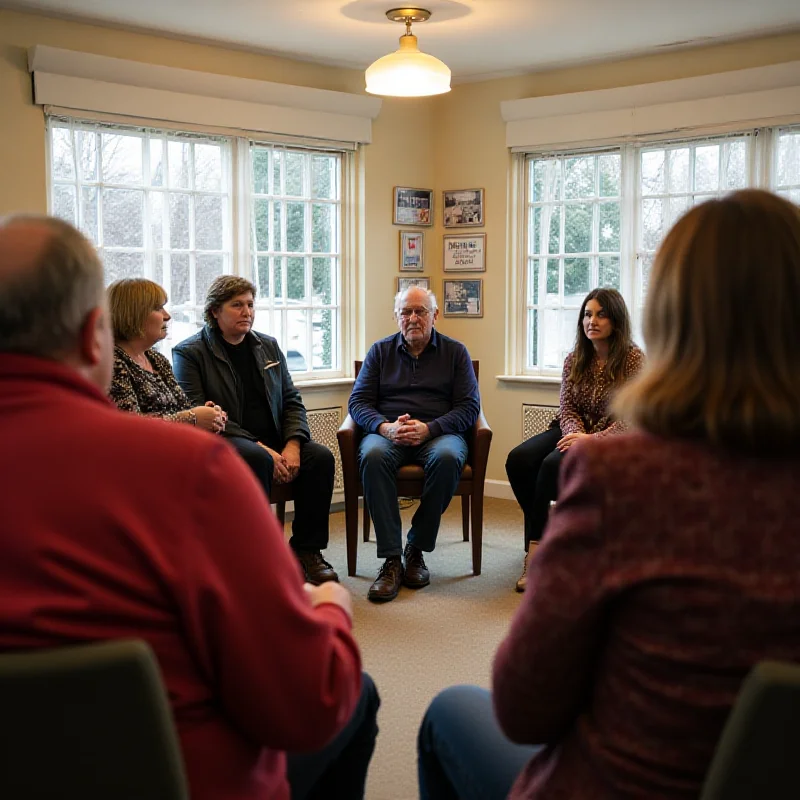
[470,491,484,576]
[275,502,286,528]
[461,495,470,541]
[344,493,360,577]
[363,502,371,542]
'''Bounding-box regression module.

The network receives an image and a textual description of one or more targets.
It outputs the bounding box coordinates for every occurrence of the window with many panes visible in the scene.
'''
[48,117,346,375]
[250,145,341,373]
[525,151,623,370]
[637,135,751,303]
[773,127,800,204]
[522,126,798,376]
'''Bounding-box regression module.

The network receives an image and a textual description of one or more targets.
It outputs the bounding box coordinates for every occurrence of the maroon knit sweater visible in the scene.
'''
[493,430,800,798]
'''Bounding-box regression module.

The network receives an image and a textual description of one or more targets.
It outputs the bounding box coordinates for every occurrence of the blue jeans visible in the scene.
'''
[418,686,542,800]
[358,434,469,558]
[286,673,380,800]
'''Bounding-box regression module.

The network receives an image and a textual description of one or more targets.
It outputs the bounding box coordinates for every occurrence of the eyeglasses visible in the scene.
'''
[397,307,431,319]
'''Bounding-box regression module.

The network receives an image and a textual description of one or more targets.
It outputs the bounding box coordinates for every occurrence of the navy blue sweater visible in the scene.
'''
[348,329,480,439]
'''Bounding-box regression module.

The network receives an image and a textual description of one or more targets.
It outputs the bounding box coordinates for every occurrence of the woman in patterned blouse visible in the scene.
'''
[108,278,226,434]
[506,287,644,591]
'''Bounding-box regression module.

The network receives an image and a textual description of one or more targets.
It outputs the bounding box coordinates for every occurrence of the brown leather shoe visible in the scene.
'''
[403,543,430,589]
[295,550,339,585]
[368,557,404,602]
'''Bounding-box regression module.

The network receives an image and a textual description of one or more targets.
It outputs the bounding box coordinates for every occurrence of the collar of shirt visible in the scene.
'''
[396,328,439,356]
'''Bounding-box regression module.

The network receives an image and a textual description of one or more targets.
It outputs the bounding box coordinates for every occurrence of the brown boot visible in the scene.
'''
[368,557,404,602]
[295,550,339,585]
[403,543,430,589]
[515,541,538,593]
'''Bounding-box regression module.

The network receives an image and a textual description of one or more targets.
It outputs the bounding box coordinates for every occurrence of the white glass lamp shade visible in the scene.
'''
[365,34,451,97]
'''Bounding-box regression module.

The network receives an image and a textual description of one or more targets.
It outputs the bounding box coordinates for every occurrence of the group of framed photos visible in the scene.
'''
[394,186,485,317]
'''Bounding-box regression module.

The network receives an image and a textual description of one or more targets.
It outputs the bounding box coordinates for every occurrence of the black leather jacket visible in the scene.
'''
[172,326,310,445]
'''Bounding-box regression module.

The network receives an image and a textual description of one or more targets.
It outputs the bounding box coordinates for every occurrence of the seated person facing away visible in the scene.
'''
[0,215,379,800]
[505,287,643,592]
[348,286,480,603]
[107,278,226,434]
[418,190,800,800]
[172,276,338,586]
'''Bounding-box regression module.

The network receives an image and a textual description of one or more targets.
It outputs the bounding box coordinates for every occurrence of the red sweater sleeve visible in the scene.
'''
[168,440,361,752]
[492,441,611,744]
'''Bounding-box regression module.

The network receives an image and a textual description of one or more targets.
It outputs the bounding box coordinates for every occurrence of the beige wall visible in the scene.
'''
[2,8,800,483]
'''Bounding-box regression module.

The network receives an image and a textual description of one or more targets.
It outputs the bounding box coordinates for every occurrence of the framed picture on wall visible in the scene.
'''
[443,279,483,317]
[397,276,431,292]
[443,233,486,272]
[443,188,485,228]
[399,231,424,272]
[393,186,433,226]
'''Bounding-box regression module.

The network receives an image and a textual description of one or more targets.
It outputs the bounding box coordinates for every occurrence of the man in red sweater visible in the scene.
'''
[0,214,379,800]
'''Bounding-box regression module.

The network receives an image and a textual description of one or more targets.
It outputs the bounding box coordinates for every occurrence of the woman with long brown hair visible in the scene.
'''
[419,189,800,800]
[506,287,644,591]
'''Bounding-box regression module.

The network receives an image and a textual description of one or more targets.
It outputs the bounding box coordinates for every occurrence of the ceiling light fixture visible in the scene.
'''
[365,8,451,97]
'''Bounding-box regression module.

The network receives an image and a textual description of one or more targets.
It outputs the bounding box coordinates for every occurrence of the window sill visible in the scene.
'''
[293,377,355,390]
[496,374,562,385]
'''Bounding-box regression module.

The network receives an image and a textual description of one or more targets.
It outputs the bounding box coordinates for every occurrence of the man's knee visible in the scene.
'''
[359,436,394,473]
[305,441,335,476]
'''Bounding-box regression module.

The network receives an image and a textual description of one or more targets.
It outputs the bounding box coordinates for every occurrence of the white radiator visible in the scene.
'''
[307,407,343,492]
[522,404,559,442]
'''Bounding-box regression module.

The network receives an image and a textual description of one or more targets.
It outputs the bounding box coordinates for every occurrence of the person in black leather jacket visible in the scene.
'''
[173,275,338,585]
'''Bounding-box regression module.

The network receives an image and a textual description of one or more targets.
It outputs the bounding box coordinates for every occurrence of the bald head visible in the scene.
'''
[0,214,107,367]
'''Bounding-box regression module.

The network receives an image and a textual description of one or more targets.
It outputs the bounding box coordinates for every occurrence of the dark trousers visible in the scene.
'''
[287,673,380,800]
[417,685,541,800]
[227,437,335,552]
[505,426,564,550]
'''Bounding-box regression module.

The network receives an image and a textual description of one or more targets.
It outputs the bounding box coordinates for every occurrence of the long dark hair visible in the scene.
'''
[569,287,633,385]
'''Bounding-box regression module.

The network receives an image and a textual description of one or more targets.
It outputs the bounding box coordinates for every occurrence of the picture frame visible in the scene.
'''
[442,233,486,272]
[443,188,485,228]
[399,231,425,272]
[393,186,433,227]
[397,276,431,292]
[443,279,483,317]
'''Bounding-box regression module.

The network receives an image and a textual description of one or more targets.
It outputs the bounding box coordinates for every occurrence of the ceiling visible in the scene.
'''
[5,0,800,84]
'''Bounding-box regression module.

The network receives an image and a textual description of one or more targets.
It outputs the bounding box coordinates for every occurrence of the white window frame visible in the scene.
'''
[46,115,355,382]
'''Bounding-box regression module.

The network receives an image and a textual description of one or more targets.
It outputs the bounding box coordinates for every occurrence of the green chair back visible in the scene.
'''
[700,660,800,800]
[0,639,189,799]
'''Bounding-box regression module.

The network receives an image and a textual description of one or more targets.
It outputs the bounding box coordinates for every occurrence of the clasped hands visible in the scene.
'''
[379,414,431,447]
[192,401,227,434]
[258,439,301,485]
[556,431,589,452]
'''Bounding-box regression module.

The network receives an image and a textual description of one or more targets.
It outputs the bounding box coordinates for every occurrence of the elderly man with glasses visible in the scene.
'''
[348,286,480,602]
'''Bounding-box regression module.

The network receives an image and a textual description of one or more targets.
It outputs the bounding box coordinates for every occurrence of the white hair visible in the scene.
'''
[394,286,438,312]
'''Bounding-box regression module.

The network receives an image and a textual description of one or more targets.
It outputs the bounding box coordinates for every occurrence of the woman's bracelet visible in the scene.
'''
[184,410,197,426]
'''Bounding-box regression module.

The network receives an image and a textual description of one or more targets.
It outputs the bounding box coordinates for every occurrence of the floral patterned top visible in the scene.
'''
[109,346,194,424]
[558,346,645,437]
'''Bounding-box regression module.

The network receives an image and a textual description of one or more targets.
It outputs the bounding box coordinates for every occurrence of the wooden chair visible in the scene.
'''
[337,360,492,577]
[270,481,293,527]
[0,639,189,799]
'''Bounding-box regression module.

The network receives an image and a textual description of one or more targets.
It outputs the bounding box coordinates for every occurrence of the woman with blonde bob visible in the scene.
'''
[418,190,800,800]
[108,278,226,433]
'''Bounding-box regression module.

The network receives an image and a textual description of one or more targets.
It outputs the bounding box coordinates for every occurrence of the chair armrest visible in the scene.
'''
[468,410,493,483]
[337,414,362,487]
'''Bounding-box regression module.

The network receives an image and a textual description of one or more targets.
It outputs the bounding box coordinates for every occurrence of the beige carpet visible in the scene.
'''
[313,497,527,800]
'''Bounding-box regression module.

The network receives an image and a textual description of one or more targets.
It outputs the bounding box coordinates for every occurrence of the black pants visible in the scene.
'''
[505,426,564,550]
[287,673,380,800]
[228,437,335,552]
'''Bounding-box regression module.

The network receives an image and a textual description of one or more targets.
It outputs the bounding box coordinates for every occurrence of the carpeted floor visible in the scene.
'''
[311,497,527,800]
